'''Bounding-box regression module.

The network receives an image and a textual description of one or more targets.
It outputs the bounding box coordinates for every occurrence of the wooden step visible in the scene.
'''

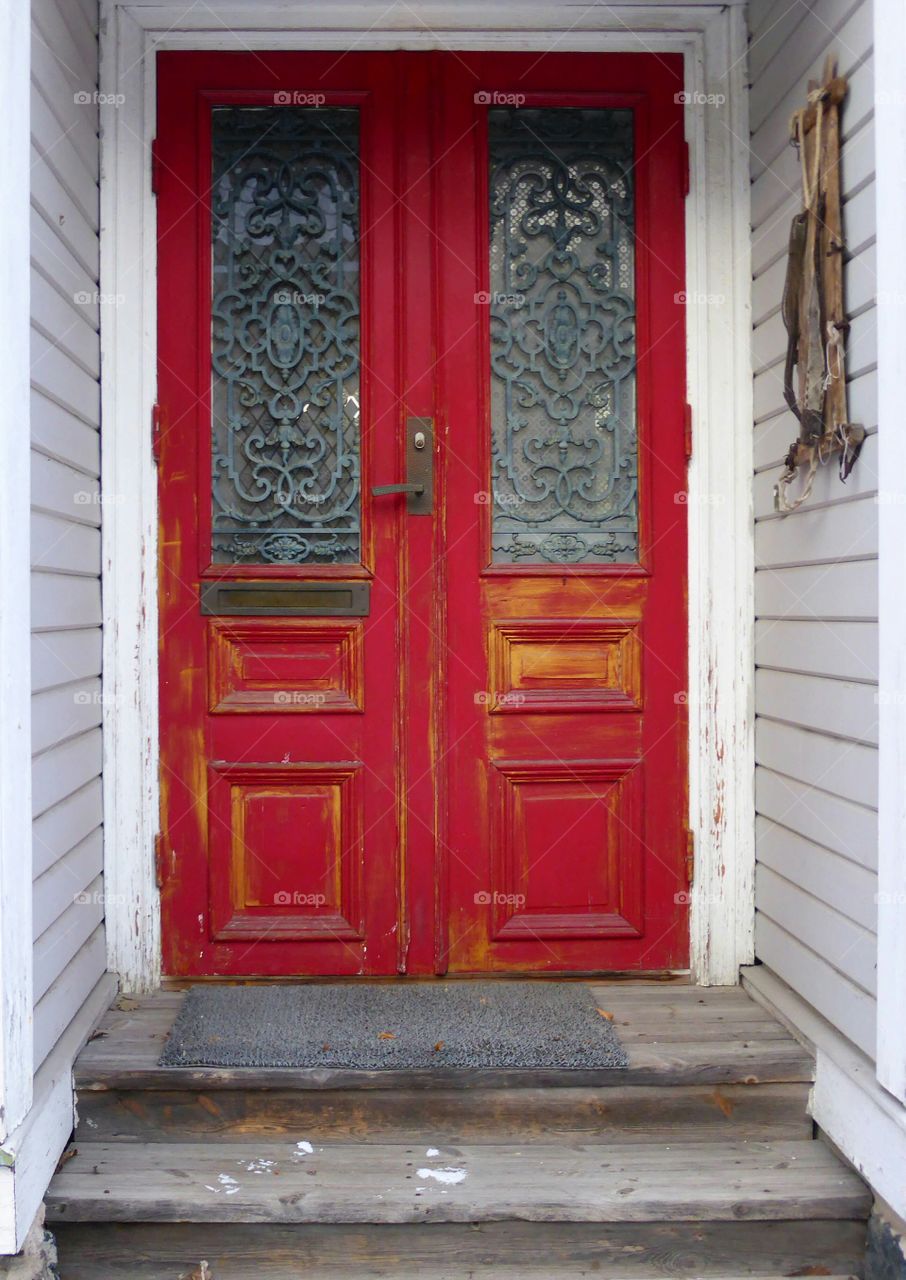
[47,1138,869,1225]
[76,1080,813,1144]
[52,1219,868,1280]
[75,985,815,1094]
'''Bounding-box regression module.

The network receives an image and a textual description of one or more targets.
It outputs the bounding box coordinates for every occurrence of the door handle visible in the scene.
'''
[370,417,433,515]
[371,482,424,496]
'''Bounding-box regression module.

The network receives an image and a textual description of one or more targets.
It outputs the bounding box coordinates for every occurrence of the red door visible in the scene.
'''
[156,51,688,977]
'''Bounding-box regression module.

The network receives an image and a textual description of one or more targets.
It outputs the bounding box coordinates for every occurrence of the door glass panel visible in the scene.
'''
[488,108,638,566]
[210,107,361,566]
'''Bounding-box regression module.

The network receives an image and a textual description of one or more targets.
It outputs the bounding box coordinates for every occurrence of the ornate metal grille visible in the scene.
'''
[210,107,361,565]
[488,108,638,565]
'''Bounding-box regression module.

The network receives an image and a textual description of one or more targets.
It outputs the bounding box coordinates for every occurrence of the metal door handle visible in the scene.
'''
[371,418,434,515]
[371,482,425,496]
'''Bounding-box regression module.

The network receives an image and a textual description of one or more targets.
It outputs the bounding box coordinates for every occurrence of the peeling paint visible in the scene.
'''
[416,1166,467,1185]
[204,1173,240,1195]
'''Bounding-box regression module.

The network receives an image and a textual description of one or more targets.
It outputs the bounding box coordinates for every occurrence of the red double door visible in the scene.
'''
[156,50,689,977]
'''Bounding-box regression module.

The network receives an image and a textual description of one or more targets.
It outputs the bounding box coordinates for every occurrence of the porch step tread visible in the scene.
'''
[50,1218,871,1279]
[75,985,815,1090]
[75,1081,814,1144]
[48,1260,864,1280]
[47,1138,870,1225]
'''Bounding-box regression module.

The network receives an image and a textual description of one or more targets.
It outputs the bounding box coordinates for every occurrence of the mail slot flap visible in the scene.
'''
[200,581,370,617]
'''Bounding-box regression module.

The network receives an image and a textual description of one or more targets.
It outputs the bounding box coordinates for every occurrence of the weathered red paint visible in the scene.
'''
[156,51,688,977]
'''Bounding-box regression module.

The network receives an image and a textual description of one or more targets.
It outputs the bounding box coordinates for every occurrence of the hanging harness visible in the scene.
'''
[774,60,864,513]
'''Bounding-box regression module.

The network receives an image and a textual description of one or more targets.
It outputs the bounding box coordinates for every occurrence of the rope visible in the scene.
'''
[775,447,820,514]
[823,319,845,391]
[790,89,825,212]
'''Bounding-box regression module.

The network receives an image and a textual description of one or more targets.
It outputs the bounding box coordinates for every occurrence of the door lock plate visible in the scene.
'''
[405,416,433,515]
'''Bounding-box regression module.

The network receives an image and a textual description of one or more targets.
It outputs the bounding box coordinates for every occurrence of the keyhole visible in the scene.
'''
[413,431,426,450]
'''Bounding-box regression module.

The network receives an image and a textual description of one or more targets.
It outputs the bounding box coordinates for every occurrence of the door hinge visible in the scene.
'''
[150,137,161,195]
[680,139,690,198]
[152,402,162,464]
[684,403,693,461]
[685,828,695,885]
[154,831,166,889]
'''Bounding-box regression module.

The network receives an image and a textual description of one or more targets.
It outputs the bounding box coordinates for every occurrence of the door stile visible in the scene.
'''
[392,53,447,974]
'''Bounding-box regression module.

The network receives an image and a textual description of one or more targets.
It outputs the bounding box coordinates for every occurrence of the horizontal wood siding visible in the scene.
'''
[749,0,879,1058]
[30,0,105,1073]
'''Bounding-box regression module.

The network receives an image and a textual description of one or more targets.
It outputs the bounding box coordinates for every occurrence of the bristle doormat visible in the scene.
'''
[158,982,628,1070]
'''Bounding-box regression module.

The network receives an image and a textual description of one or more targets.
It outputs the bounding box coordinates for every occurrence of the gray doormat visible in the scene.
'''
[159,982,628,1070]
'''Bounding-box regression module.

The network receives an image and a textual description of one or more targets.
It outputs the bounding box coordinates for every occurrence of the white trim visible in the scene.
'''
[99,6,161,992]
[0,0,34,1143]
[874,0,906,1104]
[0,973,116,1253]
[685,2,755,984]
[100,0,755,989]
[744,965,906,1222]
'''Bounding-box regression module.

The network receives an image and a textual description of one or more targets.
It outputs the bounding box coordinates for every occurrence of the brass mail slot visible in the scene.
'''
[200,581,370,617]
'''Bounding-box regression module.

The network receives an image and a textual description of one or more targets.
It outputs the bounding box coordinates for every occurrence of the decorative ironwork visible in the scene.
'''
[488,108,639,565]
[210,107,361,565]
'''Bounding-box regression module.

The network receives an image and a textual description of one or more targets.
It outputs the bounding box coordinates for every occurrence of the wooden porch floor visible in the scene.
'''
[50,981,873,1279]
[76,980,814,1089]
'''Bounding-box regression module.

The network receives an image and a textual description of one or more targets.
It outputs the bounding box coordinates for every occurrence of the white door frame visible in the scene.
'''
[874,0,906,1104]
[99,0,755,990]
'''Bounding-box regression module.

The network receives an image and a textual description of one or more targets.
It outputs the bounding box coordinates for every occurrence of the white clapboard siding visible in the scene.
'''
[29,391,100,476]
[30,0,105,1075]
[756,864,877,994]
[752,0,875,1059]
[754,618,878,683]
[755,718,879,808]
[31,629,102,695]
[749,0,878,1058]
[32,729,103,820]
[756,815,877,932]
[32,829,103,941]
[754,560,878,620]
[32,780,103,883]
